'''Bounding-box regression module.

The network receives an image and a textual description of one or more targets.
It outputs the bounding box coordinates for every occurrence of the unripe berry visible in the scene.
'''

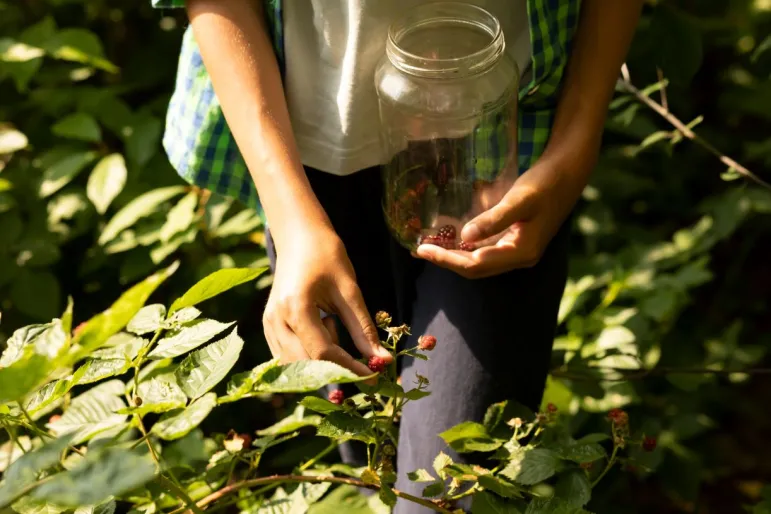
[368,356,388,373]
[375,311,392,328]
[418,334,437,351]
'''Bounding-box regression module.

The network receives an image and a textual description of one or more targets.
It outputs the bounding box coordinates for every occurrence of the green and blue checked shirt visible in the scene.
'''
[154,0,582,220]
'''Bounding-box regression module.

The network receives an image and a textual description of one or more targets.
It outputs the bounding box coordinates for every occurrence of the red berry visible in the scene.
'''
[328,389,345,405]
[420,234,455,250]
[48,414,61,424]
[607,408,629,427]
[458,241,474,251]
[642,435,657,452]
[239,433,253,448]
[547,403,558,413]
[437,225,456,241]
[368,356,388,373]
[418,334,437,351]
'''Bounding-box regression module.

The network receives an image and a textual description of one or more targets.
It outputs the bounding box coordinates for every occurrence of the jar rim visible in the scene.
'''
[386,2,506,78]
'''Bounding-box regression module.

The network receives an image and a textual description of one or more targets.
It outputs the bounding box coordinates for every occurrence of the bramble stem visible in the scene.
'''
[591,444,619,488]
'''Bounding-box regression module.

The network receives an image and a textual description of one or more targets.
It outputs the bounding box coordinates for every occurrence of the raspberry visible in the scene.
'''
[607,408,629,427]
[375,311,392,328]
[458,241,475,251]
[418,334,437,351]
[547,403,558,413]
[420,234,455,249]
[48,414,62,424]
[642,435,657,452]
[437,225,456,241]
[328,389,345,405]
[239,433,253,448]
[368,355,388,373]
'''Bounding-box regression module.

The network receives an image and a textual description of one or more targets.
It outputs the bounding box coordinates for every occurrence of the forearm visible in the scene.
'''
[540,0,644,179]
[186,0,332,250]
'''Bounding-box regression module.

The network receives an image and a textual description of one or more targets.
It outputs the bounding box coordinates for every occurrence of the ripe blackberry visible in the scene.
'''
[437,225,456,241]
[458,241,474,252]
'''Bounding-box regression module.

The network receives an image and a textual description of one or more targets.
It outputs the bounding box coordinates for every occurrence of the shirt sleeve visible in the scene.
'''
[151,0,185,7]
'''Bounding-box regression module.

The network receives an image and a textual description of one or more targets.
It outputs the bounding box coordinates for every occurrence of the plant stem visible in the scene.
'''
[132,328,165,397]
[157,475,206,514]
[178,474,455,514]
[3,422,27,455]
[299,442,338,471]
[591,445,619,488]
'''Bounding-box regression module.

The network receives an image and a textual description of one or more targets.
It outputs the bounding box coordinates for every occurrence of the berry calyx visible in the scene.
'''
[418,334,437,351]
[328,389,345,405]
[437,225,456,241]
[642,435,657,452]
[368,356,388,373]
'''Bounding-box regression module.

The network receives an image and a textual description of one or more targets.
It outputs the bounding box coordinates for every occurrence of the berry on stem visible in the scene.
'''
[328,389,345,405]
[547,403,558,413]
[607,408,629,427]
[375,311,392,328]
[368,355,388,373]
[417,334,437,351]
[642,435,657,452]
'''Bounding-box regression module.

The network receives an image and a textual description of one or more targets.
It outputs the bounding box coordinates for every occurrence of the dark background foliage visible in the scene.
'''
[1,0,770,512]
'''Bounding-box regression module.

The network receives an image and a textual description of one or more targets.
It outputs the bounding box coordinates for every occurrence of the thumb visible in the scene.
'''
[333,284,393,363]
[461,186,537,243]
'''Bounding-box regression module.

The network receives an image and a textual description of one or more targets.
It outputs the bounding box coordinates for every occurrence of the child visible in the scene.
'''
[154,1,642,511]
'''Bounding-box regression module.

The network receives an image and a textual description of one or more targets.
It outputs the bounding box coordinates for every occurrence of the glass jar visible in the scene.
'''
[375,2,519,251]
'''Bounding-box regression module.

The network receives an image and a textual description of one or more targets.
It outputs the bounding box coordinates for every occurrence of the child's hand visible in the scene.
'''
[262,225,392,376]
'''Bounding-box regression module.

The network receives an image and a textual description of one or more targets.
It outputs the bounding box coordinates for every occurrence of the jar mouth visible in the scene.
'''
[386,2,506,78]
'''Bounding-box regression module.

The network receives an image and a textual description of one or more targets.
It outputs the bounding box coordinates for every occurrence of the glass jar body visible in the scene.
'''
[375,3,519,251]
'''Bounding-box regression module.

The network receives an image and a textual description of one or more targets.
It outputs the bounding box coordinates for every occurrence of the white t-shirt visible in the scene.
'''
[283,1,531,175]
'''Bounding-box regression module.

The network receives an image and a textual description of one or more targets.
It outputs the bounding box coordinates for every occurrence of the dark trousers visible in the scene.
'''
[266,165,570,513]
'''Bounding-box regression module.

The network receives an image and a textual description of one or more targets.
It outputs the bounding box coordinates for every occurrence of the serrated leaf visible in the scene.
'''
[478,475,522,499]
[524,497,588,514]
[257,407,322,437]
[166,307,201,326]
[38,150,98,198]
[126,304,166,335]
[405,388,431,400]
[148,320,235,360]
[433,452,453,479]
[47,380,127,444]
[421,481,445,498]
[98,186,186,245]
[90,334,144,360]
[125,375,187,416]
[52,113,101,142]
[0,434,75,509]
[174,329,243,399]
[439,422,502,453]
[151,392,217,441]
[169,267,267,314]
[72,262,178,358]
[255,360,371,394]
[74,500,116,514]
[24,379,72,416]
[219,359,281,403]
[159,191,198,242]
[299,396,345,414]
[87,154,126,214]
[31,448,155,507]
[471,491,523,514]
[11,497,67,514]
[555,470,591,507]
[499,448,561,486]
[316,412,375,443]
[74,357,131,385]
[407,469,435,482]
[557,443,606,464]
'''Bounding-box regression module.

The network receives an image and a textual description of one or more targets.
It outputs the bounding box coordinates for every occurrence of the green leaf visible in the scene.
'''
[379,485,397,508]
[169,267,267,314]
[308,485,370,514]
[472,491,524,514]
[11,497,67,514]
[174,329,243,399]
[433,452,453,479]
[151,392,217,441]
[52,113,101,142]
[15,237,62,268]
[405,388,431,400]
[0,434,75,509]
[575,434,610,444]
[24,378,72,417]
[74,500,116,514]
[0,127,28,154]
[38,149,98,198]
[554,470,591,507]
[407,469,435,482]
[439,422,502,453]
[478,475,522,499]
[257,407,322,436]
[499,448,561,486]
[87,154,127,214]
[524,497,588,514]
[166,307,202,326]
[316,412,375,443]
[74,357,131,385]
[421,481,445,498]
[159,191,198,242]
[98,186,186,245]
[148,320,236,360]
[47,380,127,444]
[557,443,606,464]
[124,375,187,416]
[255,360,371,394]
[211,209,263,238]
[46,28,118,73]
[31,448,155,507]
[124,115,161,168]
[219,359,281,403]
[300,396,345,414]
[72,262,178,358]
[150,226,197,264]
[126,304,166,335]
[90,334,144,360]
[646,7,703,86]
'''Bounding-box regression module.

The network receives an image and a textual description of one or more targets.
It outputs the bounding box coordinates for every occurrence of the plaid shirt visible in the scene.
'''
[154,0,582,219]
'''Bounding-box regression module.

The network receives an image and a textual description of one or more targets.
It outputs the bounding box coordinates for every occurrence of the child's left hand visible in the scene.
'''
[416,159,588,279]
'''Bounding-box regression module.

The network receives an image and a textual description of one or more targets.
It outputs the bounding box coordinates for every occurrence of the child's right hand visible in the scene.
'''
[262,225,393,377]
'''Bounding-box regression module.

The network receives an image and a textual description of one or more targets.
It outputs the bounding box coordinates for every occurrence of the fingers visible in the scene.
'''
[332,283,393,363]
[462,185,537,243]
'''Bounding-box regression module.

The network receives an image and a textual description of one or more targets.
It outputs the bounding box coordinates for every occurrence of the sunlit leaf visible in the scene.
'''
[257,406,321,437]
[47,380,127,444]
[554,470,591,507]
[255,360,371,394]
[126,304,166,335]
[174,330,243,399]
[499,448,561,485]
[98,186,186,245]
[219,359,281,403]
[123,374,187,416]
[159,191,198,242]
[151,392,217,441]
[439,422,502,453]
[148,320,235,360]
[316,412,375,444]
[0,127,28,153]
[169,267,267,314]
[51,112,101,142]
[87,154,127,214]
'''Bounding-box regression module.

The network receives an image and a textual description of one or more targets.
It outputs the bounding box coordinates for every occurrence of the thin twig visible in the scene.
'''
[618,71,771,191]
[550,365,771,382]
[656,67,668,112]
[179,474,455,514]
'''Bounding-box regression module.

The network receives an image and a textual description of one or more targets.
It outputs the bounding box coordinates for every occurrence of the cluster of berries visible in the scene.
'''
[419,225,475,251]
